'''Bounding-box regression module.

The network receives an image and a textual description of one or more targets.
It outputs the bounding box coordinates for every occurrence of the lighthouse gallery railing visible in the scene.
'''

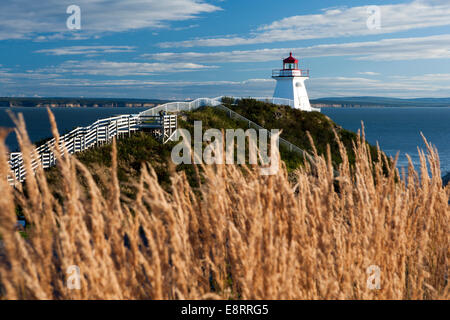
[272,69,309,77]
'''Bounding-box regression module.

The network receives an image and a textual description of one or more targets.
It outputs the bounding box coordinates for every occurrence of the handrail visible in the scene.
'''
[140,96,315,163]
[7,114,176,185]
[213,104,314,162]
[138,96,321,116]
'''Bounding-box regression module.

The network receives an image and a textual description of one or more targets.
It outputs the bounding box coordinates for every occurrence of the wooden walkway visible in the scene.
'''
[8,114,176,184]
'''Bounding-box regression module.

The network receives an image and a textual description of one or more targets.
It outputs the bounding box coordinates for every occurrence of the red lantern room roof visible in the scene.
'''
[283,52,298,64]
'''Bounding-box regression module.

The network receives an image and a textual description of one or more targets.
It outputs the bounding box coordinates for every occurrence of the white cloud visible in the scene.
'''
[36,78,273,87]
[358,72,381,76]
[144,34,450,63]
[30,78,276,99]
[38,60,217,76]
[307,74,450,98]
[36,46,136,56]
[173,24,200,31]
[3,70,450,99]
[0,66,62,81]
[159,0,450,48]
[0,0,220,40]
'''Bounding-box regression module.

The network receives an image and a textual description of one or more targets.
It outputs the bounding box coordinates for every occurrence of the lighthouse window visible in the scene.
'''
[284,63,298,70]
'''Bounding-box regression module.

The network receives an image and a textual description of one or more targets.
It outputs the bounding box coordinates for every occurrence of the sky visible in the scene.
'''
[0,0,449,100]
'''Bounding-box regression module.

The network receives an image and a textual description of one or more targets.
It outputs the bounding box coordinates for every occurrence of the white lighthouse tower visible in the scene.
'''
[272,52,313,111]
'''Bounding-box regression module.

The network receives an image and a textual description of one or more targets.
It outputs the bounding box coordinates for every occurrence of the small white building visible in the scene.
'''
[272,52,314,112]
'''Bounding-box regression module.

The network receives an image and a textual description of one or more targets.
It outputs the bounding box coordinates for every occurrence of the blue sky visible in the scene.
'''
[0,0,449,99]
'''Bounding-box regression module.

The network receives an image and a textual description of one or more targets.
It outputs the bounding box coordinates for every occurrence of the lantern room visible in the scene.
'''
[283,52,298,70]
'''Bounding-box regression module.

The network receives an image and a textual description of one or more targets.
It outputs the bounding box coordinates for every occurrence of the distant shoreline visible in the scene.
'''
[3,104,449,109]
[1,96,450,109]
[2,104,159,108]
[313,104,450,108]
[0,97,171,109]
[310,96,450,108]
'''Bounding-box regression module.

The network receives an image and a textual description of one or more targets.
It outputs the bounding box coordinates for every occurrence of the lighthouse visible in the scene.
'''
[272,52,313,111]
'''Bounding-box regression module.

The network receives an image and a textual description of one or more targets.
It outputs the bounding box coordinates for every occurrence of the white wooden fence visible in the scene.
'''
[7,113,176,185]
[139,96,320,116]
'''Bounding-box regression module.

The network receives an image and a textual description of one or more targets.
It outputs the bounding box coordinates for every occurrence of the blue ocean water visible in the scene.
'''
[0,107,149,152]
[321,107,450,175]
[0,106,449,175]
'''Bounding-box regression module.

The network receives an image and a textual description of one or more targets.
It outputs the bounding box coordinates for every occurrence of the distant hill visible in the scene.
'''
[2,96,450,108]
[310,96,450,108]
[0,97,172,108]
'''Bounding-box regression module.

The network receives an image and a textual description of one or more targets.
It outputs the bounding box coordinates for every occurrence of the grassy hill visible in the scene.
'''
[44,99,380,198]
[222,98,378,166]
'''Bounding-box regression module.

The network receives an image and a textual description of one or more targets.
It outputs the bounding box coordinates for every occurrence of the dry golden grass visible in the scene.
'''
[0,110,448,300]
